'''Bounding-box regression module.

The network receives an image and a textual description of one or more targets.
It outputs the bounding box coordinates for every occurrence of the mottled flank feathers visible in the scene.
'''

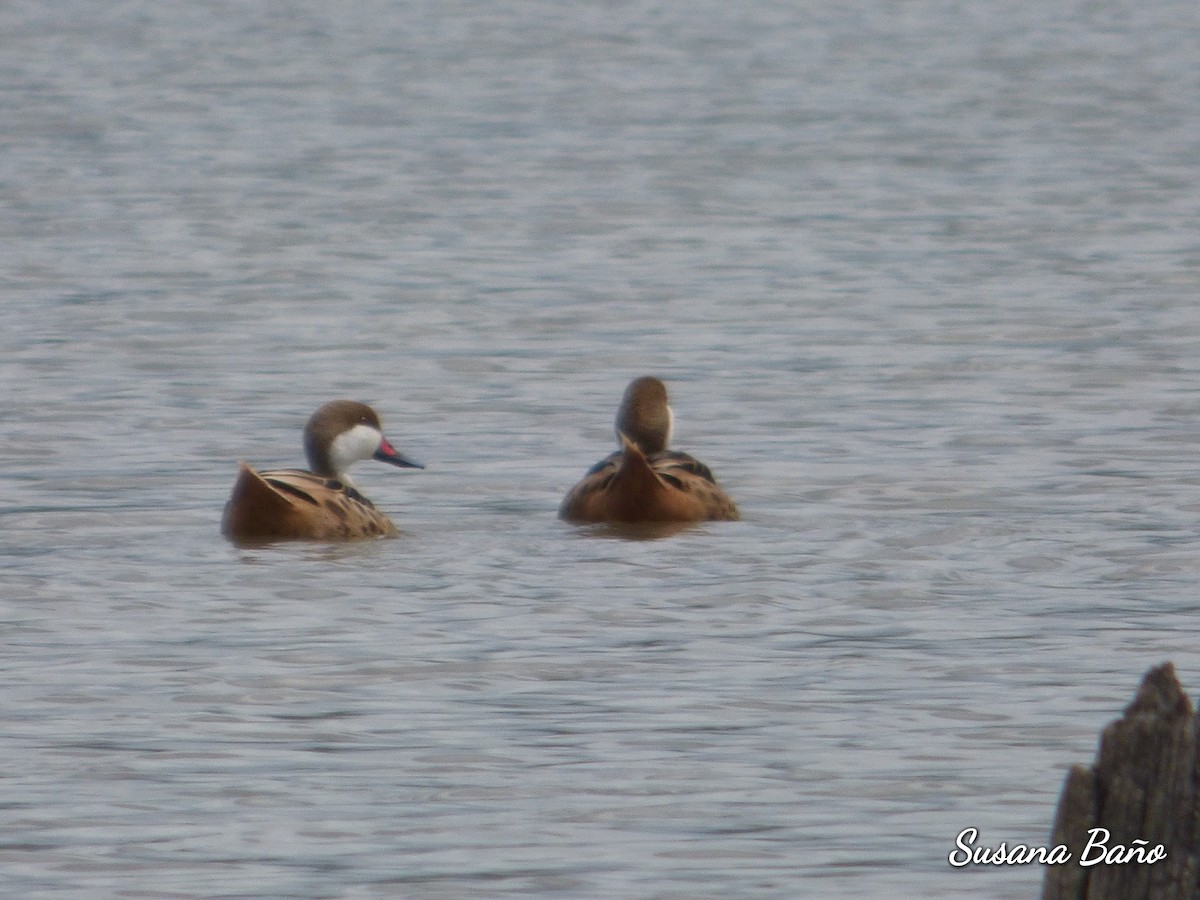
[222,464,399,544]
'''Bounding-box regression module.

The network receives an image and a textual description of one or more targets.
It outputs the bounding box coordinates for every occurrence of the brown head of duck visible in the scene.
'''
[558,376,739,525]
[221,400,423,545]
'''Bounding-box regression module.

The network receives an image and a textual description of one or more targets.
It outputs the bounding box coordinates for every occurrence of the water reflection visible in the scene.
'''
[565,521,721,542]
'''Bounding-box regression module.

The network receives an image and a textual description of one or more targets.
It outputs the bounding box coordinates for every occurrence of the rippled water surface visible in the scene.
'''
[4,1,1200,897]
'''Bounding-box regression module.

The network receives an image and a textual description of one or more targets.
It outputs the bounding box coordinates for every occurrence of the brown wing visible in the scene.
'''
[651,451,717,485]
[651,452,739,521]
[558,452,620,521]
[222,463,397,543]
[559,441,739,524]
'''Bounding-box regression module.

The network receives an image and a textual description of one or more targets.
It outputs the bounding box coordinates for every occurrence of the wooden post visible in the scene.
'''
[1042,662,1200,900]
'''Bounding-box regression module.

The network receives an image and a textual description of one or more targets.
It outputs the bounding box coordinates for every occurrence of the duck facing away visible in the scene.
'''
[221,400,423,544]
[558,376,739,524]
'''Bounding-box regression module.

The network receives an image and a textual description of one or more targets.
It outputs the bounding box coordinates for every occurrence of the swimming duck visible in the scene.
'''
[221,400,423,544]
[558,376,739,524]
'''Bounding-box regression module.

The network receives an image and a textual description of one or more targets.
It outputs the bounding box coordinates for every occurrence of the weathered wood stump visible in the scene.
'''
[1042,662,1200,900]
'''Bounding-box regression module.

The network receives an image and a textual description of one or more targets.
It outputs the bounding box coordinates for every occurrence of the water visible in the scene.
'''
[3,0,1200,896]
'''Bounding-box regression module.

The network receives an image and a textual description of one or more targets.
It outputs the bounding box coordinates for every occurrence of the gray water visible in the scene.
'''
[4,0,1200,897]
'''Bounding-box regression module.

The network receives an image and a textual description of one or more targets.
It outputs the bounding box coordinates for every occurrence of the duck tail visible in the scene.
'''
[221,461,297,542]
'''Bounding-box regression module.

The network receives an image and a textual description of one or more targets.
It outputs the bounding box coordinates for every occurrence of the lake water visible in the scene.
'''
[3,0,1200,896]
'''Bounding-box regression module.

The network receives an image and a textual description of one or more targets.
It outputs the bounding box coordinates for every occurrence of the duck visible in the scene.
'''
[558,376,739,524]
[221,400,423,544]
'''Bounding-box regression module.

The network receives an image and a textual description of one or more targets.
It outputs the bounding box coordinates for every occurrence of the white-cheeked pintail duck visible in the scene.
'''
[221,400,423,544]
[559,376,739,524]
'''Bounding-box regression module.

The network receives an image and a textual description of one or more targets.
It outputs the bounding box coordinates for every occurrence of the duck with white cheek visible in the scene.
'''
[221,400,423,544]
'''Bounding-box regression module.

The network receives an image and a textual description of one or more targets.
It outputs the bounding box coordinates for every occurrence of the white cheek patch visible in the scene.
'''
[330,424,383,477]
